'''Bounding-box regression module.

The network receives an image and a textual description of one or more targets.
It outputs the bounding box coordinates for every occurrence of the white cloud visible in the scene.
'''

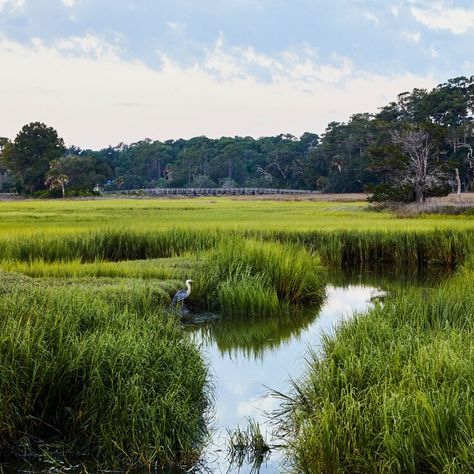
[430,47,439,58]
[0,0,24,12]
[365,12,379,25]
[237,395,278,419]
[55,34,120,59]
[201,35,353,84]
[62,0,78,6]
[0,34,438,149]
[400,31,421,43]
[411,2,474,34]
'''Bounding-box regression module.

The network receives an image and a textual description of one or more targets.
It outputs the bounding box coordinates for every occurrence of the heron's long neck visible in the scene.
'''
[186,282,192,295]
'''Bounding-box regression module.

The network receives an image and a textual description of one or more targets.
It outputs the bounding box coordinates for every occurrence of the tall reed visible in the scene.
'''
[193,239,326,315]
[0,228,222,262]
[279,269,474,473]
[0,284,210,469]
[265,229,474,269]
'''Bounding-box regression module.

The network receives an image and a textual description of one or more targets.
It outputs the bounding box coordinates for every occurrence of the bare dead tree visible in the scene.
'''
[266,151,292,181]
[451,144,472,201]
[391,128,445,203]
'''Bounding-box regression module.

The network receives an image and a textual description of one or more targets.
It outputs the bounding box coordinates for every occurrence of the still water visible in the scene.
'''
[191,284,385,473]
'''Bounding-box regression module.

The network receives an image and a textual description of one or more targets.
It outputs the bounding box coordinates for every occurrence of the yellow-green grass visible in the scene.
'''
[2,197,474,471]
[0,197,473,270]
[1,198,474,236]
[0,257,188,280]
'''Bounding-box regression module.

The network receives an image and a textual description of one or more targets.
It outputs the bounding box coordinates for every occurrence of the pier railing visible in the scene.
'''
[106,187,317,196]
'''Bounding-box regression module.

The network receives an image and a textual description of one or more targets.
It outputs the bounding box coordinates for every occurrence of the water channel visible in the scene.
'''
[186,265,452,473]
[4,269,447,473]
[189,280,386,473]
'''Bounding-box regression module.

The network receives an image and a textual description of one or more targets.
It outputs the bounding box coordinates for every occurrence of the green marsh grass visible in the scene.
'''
[280,266,474,473]
[267,228,474,269]
[0,228,221,262]
[3,198,474,234]
[0,258,182,280]
[227,419,270,471]
[2,198,474,471]
[0,283,209,470]
[217,273,283,318]
[195,239,326,309]
[1,198,474,271]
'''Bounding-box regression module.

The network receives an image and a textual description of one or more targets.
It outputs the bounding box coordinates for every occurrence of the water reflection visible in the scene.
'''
[330,265,453,289]
[194,306,320,361]
[192,284,382,473]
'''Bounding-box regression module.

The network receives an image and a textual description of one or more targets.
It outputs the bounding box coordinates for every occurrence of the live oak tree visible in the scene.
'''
[2,122,65,193]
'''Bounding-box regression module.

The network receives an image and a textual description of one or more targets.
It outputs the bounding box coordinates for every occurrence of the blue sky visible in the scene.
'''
[0,0,473,148]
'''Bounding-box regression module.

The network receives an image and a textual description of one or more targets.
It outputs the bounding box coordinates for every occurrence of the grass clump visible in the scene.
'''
[280,270,474,473]
[227,419,270,471]
[0,284,210,470]
[217,273,282,318]
[193,239,325,316]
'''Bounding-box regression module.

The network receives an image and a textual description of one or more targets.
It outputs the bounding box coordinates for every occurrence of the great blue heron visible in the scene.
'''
[171,279,193,306]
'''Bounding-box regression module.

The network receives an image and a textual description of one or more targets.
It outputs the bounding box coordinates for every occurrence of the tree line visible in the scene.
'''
[1,75,473,201]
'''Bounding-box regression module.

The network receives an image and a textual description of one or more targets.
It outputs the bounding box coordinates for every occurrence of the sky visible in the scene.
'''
[0,0,473,149]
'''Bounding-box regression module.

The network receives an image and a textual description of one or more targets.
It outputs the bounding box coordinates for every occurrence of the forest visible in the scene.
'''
[1,75,473,200]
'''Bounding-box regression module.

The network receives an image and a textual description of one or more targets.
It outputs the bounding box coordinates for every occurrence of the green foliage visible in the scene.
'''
[2,75,474,194]
[227,419,270,471]
[367,182,414,203]
[194,239,326,314]
[50,154,113,194]
[0,282,209,469]
[1,122,65,193]
[280,269,474,473]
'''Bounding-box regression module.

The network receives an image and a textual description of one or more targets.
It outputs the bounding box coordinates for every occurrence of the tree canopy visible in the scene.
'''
[1,122,65,193]
[1,75,473,198]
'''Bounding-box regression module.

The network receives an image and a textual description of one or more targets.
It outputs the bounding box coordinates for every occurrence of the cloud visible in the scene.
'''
[390,4,400,17]
[62,0,78,6]
[199,34,353,84]
[0,0,24,12]
[0,34,438,149]
[365,12,379,25]
[55,34,120,59]
[463,60,474,72]
[237,395,278,419]
[411,2,474,34]
[400,31,421,43]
